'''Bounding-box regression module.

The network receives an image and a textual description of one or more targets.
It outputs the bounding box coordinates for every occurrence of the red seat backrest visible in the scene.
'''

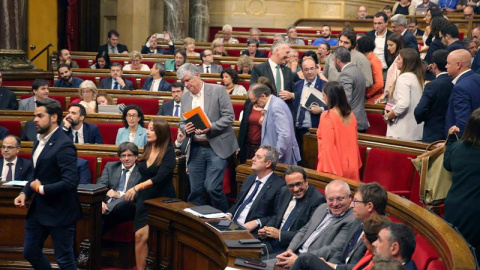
[0,120,21,137]
[116,97,159,115]
[78,155,98,184]
[18,153,32,160]
[232,103,243,121]
[169,126,178,144]
[100,157,121,173]
[20,95,67,111]
[225,49,241,57]
[366,112,387,136]
[70,98,81,105]
[92,122,124,144]
[412,235,440,270]
[426,260,446,270]
[74,59,91,68]
[238,81,250,90]
[362,148,416,198]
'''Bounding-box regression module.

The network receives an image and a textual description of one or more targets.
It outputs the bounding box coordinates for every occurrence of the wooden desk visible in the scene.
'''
[0,184,107,270]
[145,198,262,270]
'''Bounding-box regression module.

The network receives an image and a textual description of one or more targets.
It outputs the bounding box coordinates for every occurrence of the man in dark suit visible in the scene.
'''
[241,39,267,58]
[367,12,393,71]
[334,47,369,132]
[0,72,18,110]
[141,33,175,55]
[445,49,480,137]
[77,158,92,185]
[293,58,327,156]
[1,135,33,182]
[199,49,223,73]
[440,23,466,52]
[98,29,128,54]
[258,166,325,254]
[391,14,418,51]
[158,82,184,116]
[99,63,134,90]
[408,17,424,37]
[274,180,354,268]
[14,99,81,270]
[294,182,389,270]
[142,62,171,92]
[415,50,454,143]
[226,145,284,232]
[97,142,142,234]
[62,103,103,144]
[250,41,295,109]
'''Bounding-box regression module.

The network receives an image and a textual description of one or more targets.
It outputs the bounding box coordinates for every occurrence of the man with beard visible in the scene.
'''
[312,25,339,47]
[62,103,103,144]
[14,98,81,270]
[157,82,184,116]
[53,64,84,88]
[57,49,79,69]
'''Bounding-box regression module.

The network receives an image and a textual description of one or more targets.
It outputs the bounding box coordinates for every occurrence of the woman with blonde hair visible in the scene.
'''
[183,37,199,57]
[78,80,98,113]
[123,50,150,71]
[211,38,229,56]
[237,55,253,75]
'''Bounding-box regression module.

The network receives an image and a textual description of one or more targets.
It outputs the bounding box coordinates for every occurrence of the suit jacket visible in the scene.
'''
[338,64,369,130]
[158,100,180,116]
[250,60,294,93]
[179,83,237,160]
[472,52,480,73]
[96,161,142,192]
[21,120,37,142]
[99,77,134,90]
[366,29,393,67]
[241,50,267,58]
[288,205,354,261]
[0,157,34,182]
[98,43,128,53]
[445,70,480,137]
[141,44,174,55]
[22,128,82,227]
[200,64,223,73]
[266,186,325,248]
[335,219,367,269]
[0,127,7,140]
[262,95,301,165]
[404,260,418,270]
[63,122,103,144]
[77,158,92,184]
[142,77,171,92]
[414,73,453,143]
[115,126,147,147]
[446,40,465,52]
[0,87,18,110]
[414,28,425,37]
[228,173,285,228]
[403,30,419,51]
[293,76,327,129]
[18,96,35,111]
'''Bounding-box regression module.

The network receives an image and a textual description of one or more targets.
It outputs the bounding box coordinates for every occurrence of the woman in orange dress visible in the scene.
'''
[316,81,362,181]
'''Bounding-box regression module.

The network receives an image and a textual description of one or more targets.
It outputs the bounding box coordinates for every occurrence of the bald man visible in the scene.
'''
[445,49,480,137]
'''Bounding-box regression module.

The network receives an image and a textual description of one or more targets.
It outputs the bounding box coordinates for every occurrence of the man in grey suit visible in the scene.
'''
[178,63,238,212]
[275,180,354,268]
[248,83,301,165]
[333,47,370,132]
[96,142,142,234]
[199,49,223,73]
[99,63,134,90]
[18,79,50,111]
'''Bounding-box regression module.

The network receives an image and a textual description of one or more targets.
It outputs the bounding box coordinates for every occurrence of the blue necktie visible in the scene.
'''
[114,80,119,90]
[174,104,180,117]
[341,224,363,262]
[281,199,298,231]
[297,82,311,127]
[116,168,128,192]
[233,180,261,221]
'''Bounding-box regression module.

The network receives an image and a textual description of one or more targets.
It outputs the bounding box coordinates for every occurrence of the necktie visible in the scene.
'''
[281,199,298,231]
[74,131,79,143]
[116,168,129,192]
[275,65,282,95]
[297,82,312,127]
[5,163,13,182]
[206,66,210,73]
[233,180,261,221]
[341,224,363,262]
[114,80,119,90]
[111,46,117,53]
[174,104,180,117]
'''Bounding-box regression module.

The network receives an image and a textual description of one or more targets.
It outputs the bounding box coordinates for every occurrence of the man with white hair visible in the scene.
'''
[220,24,239,44]
[390,14,418,51]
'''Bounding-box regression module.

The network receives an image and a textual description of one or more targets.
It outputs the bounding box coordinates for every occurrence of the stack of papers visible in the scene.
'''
[184,205,226,218]
[2,180,27,186]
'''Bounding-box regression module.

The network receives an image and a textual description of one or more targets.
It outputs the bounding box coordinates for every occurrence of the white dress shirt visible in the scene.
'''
[235,171,273,225]
[1,157,17,181]
[72,124,85,144]
[150,78,163,91]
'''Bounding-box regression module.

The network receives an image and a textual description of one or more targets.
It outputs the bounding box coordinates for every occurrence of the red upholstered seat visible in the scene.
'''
[366,112,387,136]
[92,123,124,145]
[78,155,98,184]
[0,120,21,137]
[232,103,243,121]
[164,77,178,84]
[362,148,416,198]
[116,97,159,115]
[102,221,135,242]
[426,260,446,270]
[410,172,421,206]
[225,49,241,57]
[74,59,91,68]
[412,235,441,270]
[70,98,81,105]
[20,95,67,111]
[18,153,31,160]
[169,126,178,144]
[238,81,250,90]
[100,156,121,173]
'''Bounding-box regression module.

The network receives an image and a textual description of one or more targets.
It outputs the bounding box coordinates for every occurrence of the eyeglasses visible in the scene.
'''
[287,181,305,189]
[352,199,366,206]
[120,154,135,159]
[127,114,138,118]
[1,146,19,150]
[327,196,347,203]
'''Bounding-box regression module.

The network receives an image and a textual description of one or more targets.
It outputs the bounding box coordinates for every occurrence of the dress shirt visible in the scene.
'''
[235,171,273,225]
[150,78,162,91]
[33,127,59,168]
[1,157,17,181]
[296,78,317,128]
[72,124,85,144]
[118,164,135,195]
[374,30,388,69]
[280,197,297,229]
[268,59,284,90]
[109,46,118,54]
[190,82,208,141]
[173,102,181,117]
[452,69,471,85]
[111,79,120,89]
[204,65,211,73]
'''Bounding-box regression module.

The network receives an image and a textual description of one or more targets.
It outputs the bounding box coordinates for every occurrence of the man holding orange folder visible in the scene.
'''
[177,63,238,212]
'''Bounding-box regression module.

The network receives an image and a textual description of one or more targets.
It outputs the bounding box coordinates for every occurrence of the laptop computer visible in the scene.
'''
[98,105,120,114]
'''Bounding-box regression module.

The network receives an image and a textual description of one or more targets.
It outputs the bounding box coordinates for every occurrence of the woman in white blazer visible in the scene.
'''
[116,104,148,147]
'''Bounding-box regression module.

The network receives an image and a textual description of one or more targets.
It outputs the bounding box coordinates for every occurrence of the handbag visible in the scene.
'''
[411,140,453,207]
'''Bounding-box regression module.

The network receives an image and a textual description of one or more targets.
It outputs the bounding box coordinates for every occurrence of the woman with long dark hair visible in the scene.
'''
[91,51,111,69]
[124,117,176,270]
[376,33,406,103]
[316,81,362,181]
